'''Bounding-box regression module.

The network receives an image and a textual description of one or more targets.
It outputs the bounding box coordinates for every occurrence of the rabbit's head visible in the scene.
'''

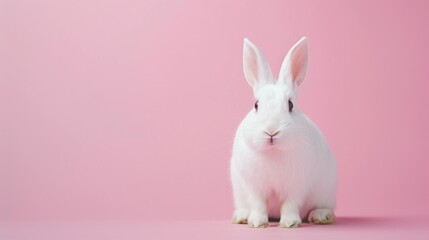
[241,38,309,151]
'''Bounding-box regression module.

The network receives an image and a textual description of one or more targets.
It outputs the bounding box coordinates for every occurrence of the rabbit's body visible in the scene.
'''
[231,101,336,219]
[230,38,337,228]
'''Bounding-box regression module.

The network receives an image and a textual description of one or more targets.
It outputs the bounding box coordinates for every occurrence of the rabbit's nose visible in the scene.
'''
[264,131,280,137]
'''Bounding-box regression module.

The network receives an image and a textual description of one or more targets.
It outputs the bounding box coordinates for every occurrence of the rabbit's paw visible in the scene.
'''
[308,208,335,224]
[279,213,301,228]
[247,211,268,228]
[232,209,249,224]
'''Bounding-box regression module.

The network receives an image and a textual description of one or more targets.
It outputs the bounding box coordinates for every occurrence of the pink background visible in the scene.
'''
[1,0,429,226]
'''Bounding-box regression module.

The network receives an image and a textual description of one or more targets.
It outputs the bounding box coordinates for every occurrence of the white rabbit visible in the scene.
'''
[230,37,337,228]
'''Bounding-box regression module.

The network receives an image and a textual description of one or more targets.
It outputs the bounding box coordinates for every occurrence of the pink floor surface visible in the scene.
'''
[1,216,428,240]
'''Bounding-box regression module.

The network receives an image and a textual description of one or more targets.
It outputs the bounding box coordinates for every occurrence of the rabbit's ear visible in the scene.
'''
[243,39,274,92]
[278,37,308,88]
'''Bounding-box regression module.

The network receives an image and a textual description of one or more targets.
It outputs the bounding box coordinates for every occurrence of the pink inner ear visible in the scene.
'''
[290,44,308,86]
[247,47,259,84]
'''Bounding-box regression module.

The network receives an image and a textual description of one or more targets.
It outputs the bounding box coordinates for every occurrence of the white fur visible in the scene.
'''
[231,37,337,228]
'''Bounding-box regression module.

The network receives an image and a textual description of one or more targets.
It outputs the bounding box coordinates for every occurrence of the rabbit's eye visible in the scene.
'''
[254,100,259,111]
[288,99,293,112]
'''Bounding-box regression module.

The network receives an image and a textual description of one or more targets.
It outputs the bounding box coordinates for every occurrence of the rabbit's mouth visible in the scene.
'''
[265,131,280,146]
[264,137,278,148]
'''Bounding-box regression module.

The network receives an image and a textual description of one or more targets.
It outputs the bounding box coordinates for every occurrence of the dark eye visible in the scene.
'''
[288,99,293,112]
[254,100,259,111]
